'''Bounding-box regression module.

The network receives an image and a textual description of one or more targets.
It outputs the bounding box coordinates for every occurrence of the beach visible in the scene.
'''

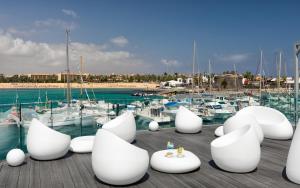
[0,82,159,89]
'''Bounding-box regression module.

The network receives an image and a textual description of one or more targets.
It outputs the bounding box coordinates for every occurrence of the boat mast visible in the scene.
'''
[38,89,41,104]
[284,57,287,90]
[43,91,48,108]
[192,40,196,94]
[79,56,91,102]
[80,56,83,98]
[209,59,212,93]
[277,51,282,90]
[15,88,19,105]
[197,52,200,94]
[66,29,71,107]
[294,43,300,125]
[259,50,263,104]
[234,63,237,92]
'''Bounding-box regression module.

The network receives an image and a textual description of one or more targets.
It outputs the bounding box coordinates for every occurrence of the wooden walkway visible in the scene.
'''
[0,126,298,188]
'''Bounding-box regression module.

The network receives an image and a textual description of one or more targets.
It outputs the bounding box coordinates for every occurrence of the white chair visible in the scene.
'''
[211,125,261,173]
[70,136,95,153]
[223,114,264,143]
[237,106,293,140]
[6,149,25,166]
[149,121,159,131]
[102,111,136,143]
[214,126,224,137]
[286,121,300,184]
[92,129,149,185]
[175,106,203,133]
[27,118,71,160]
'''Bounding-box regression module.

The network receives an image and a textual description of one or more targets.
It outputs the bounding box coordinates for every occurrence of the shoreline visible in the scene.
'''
[0,82,159,89]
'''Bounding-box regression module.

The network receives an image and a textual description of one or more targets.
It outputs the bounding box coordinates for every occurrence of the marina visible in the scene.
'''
[0,88,297,160]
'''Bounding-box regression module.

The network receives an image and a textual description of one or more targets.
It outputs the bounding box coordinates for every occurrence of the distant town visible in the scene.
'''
[0,71,294,90]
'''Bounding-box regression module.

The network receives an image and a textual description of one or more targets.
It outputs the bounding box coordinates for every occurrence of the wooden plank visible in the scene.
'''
[28,158,41,188]
[0,126,299,188]
[0,163,11,187]
[39,160,54,188]
[50,158,64,188]
[17,158,31,188]
[6,164,21,188]
[64,153,88,188]
[53,156,76,188]
[71,153,101,188]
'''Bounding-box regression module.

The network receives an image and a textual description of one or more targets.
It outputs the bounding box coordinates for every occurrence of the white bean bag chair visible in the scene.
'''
[223,114,264,143]
[92,129,149,185]
[286,121,300,184]
[27,118,71,160]
[211,125,261,173]
[102,111,136,143]
[6,149,25,166]
[150,149,201,173]
[149,121,159,131]
[70,136,95,153]
[237,106,293,140]
[175,106,203,133]
[214,126,224,137]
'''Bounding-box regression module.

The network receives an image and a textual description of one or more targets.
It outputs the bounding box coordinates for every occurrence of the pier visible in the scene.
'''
[0,125,297,188]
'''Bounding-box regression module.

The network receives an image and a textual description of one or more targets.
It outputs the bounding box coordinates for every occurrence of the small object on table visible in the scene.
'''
[176,147,185,158]
[165,152,174,158]
[167,141,174,149]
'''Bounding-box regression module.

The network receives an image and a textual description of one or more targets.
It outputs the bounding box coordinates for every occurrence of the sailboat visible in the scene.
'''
[34,30,97,127]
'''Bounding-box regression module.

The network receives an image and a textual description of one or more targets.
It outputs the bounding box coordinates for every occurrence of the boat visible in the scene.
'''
[205,102,233,119]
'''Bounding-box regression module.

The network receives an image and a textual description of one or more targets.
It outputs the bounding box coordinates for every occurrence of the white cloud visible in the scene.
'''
[5,27,37,37]
[160,59,180,66]
[110,36,129,47]
[214,53,250,63]
[34,19,77,30]
[62,9,77,18]
[0,32,146,74]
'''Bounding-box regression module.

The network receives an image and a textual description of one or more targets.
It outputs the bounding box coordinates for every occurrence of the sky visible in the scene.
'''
[0,0,299,76]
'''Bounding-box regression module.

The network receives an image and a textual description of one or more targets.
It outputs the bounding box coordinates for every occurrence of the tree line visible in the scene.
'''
[0,73,188,83]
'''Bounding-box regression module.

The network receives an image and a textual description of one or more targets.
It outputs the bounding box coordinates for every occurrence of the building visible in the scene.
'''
[160,80,183,88]
[186,77,193,85]
[214,74,243,90]
[27,74,58,82]
[177,78,183,83]
[57,73,89,82]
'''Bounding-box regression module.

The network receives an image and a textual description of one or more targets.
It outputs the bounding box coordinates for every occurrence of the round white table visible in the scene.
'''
[150,149,201,173]
[70,136,95,153]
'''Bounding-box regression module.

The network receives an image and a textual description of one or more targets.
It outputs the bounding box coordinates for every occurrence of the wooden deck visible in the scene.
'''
[0,126,298,188]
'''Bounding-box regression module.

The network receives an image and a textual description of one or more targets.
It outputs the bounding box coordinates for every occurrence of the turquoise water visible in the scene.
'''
[0,88,157,105]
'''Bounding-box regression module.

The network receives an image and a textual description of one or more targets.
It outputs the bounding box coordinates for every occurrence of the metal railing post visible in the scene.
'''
[18,103,22,149]
[50,101,53,128]
[295,43,300,125]
[80,104,83,136]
